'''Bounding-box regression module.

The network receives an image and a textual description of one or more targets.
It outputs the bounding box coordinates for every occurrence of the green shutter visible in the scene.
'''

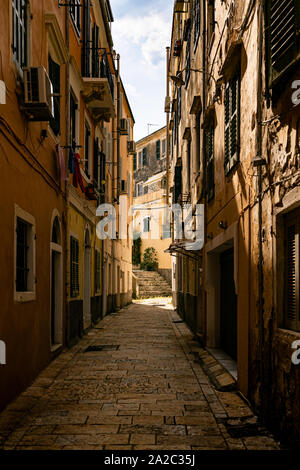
[156,140,161,160]
[268,0,300,85]
[206,124,215,201]
[224,73,240,175]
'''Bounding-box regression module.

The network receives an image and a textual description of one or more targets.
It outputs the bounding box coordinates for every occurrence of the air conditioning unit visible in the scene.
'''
[127,140,136,153]
[119,118,129,135]
[22,66,54,121]
[164,96,171,113]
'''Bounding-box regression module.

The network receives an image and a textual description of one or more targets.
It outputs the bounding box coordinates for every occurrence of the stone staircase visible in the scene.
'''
[133,269,172,298]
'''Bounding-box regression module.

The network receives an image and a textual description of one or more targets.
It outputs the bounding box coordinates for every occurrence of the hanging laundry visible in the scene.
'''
[73,153,85,193]
[56,145,68,183]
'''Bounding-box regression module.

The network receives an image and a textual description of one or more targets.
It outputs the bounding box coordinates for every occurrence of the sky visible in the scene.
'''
[109,0,174,142]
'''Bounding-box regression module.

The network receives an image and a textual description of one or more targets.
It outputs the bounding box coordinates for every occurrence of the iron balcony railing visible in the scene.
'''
[82,44,115,101]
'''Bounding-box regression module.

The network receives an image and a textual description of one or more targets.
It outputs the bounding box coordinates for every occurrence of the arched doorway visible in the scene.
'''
[83,228,91,331]
[50,215,63,348]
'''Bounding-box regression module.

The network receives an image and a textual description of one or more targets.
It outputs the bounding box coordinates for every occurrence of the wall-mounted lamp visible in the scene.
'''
[219,221,227,230]
[252,155,267,167]
[170,68,217,87]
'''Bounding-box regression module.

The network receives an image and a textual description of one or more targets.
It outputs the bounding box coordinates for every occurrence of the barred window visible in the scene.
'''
[70,237,79,298]
[142,147,147,167]
[224,72,240,175]
[12,0,28,69]
[285,208,300,332]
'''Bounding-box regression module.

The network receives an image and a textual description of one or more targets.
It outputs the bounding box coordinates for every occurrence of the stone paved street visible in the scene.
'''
[0,300,280,450]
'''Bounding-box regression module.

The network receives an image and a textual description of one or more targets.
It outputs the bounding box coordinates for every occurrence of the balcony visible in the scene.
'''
[82,51,115,122]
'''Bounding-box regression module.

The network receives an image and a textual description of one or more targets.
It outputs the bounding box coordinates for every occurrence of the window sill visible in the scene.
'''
[14,291,36,303]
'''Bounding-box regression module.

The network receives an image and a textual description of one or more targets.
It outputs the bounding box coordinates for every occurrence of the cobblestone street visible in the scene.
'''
[0,300,280,450]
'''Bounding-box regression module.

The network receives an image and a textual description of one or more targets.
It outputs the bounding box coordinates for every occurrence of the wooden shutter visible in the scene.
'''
[206,123,214,201]
[224,73,240,175]
[156,140,161,160]
[285,211,300,330]
[269,0,300,84]
[133,153,137,171]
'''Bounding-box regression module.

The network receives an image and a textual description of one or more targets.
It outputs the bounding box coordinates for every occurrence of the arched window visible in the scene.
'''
[52,216,61,245]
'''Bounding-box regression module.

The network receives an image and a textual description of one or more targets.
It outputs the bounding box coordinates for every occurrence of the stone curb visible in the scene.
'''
[193,349,237,392]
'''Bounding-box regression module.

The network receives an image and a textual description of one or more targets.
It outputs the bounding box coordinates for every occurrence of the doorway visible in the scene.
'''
[83,229,91,331]
[220,248,237,360]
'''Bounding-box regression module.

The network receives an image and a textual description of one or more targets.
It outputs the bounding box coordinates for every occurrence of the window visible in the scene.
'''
[162,223,171,239]
[206,122,215,201]
[142,147,147,167]
[193,0,201,50]
[48,55,60,136]
[224,72,240,175]
[285,208,300,331]
[137,183,144,196]
[143,217,150,233]
[208,0,215,46]
[84,121,91,176]
[133,153,137,171]
[174,166,182,204]
[92,24,100,77]
[16,219,29,292]
[178,87,182,123]
[70,0,81,35]
[15,206,36,302]
[82,0,91,77]
[185,27,191,87]
[162,139,166,156]
[267,0,300,86]
[138,151,142,168]
[95,249,101,294]
[156,140,161,160]
[12,0,28,69]
[70,91,78,145]
[70,236,79,298]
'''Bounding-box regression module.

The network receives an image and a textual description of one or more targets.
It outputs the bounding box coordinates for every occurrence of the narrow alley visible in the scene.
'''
[0,300,279,451]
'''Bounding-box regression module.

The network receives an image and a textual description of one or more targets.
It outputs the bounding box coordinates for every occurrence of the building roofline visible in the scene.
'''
[136,125,167,145]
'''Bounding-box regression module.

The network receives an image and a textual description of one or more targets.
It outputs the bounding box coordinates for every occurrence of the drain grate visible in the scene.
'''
[84,345,120,352]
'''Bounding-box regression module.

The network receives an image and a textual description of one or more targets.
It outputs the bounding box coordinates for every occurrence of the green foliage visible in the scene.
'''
[132,236,142,266]
[141,247,158,271]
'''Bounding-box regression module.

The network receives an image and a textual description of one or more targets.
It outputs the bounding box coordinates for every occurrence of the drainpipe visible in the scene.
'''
[166,46,170,209]
[116,54,121,199]
[256,1,265,416]
[65,5,70,346]
[202,0,207,340]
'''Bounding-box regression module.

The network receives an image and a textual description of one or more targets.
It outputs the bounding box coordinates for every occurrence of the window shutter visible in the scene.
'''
[224,73,240,174]
[174,166,182,203]
[156,140,161,160]
[133,153,137,171]
[70,237,79,298]
[206,124,214,201]
[269,0,300,84]
[286,214,300,330]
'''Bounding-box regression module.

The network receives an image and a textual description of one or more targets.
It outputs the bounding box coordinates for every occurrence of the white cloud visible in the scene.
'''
[112,13,170,68]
